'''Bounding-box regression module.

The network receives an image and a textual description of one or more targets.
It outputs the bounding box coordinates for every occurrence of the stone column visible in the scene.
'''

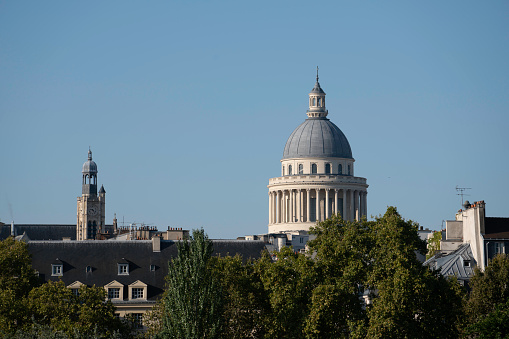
[354,190,359,221]
[334,189,338,216]
[276,191,281,223]
[306,189,311,222]
[268,192,272,224]
[363,191,367,217]
[297,189,301,222]
[350,189,354,222]
[290,190,294,223]
[316,188,320,222]
[325,189,330,220]
[343,189,347,220]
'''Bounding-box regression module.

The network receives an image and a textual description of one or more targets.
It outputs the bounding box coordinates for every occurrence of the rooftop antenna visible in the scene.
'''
[455,186,471,207]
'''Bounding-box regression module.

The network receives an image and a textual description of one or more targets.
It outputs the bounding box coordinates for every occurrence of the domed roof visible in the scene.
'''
[82,149,98,173]
[283,117,353,159]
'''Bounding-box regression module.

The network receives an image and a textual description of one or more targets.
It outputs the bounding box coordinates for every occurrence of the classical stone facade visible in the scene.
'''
[268,74,368,233]
[77,149,106,240]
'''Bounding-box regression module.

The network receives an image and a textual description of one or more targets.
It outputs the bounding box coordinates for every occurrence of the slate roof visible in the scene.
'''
[484,217,509,239]
[283,117,353,159]
[1,225,76,241]
[424,243,476,281]
[28,240,267,301]
[1,224,115,241]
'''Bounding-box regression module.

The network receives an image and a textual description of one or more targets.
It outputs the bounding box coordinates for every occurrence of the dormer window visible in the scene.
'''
[86,266,92,273]
[464,260,471,267]
[118,263,129,275]
[150,265,156,272]
[52,262,63,276]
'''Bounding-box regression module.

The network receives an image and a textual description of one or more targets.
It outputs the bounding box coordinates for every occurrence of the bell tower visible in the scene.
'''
[77,149,105,240]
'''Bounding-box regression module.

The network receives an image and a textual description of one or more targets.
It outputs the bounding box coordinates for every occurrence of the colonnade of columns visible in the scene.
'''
[268,188,367,224]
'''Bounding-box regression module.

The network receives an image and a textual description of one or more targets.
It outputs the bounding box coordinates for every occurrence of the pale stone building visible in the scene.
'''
[77,149,106,240]
[268,74,368,233]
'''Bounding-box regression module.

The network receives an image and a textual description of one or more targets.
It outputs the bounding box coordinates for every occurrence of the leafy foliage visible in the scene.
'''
[465,254,509,338]
[210,255,269,339]
[426,231,442,260]
[0,237,40,334]
[27,280,130,338]
[156,228,223,339]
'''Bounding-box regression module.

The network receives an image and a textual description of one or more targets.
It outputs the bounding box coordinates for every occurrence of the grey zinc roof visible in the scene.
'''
[1,224,115,241]
[283,117,353,159]
[28,240,267,301]
[424,243,476,281]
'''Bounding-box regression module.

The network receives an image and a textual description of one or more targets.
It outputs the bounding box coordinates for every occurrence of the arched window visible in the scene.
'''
[311,163,317,174]
[348,165,351,176]
[325,163,331,174]
[288,165,292,175]
[312,97,316,106]
[282,166,285,176]
[317,98,321,106]
[338,164,343,174]
[298,164,303,174]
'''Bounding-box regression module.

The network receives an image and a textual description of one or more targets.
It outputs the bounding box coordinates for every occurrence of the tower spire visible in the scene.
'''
[316,66,319,82]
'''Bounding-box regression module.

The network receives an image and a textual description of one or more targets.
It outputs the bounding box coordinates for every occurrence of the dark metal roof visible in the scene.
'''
[283,117,353,159]
[484,217,509,239]
[28,240,267,301]
[310,81,325,94]
[1,224,115,241]
[424,243,476,280]
[1,224,77,241]
[82,149,97,173]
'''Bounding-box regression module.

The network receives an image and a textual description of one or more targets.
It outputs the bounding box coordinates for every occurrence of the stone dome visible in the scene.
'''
[82,149,98,173]
[283,117,353,159]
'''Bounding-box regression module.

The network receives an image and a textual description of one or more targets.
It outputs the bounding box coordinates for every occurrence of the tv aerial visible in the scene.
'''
[455,186,471,207]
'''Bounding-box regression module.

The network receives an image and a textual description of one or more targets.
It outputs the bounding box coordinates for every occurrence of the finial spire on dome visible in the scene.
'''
[88,147,92,161]
[316,66,319,82]
[307,68,327,118]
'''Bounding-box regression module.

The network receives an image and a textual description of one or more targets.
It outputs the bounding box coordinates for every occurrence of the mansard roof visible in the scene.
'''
[28,239,267,301]
[424,243,476,281]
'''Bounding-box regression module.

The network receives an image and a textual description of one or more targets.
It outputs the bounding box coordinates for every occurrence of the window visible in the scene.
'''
[108,288,120,299]
[131,313,143,329]
[131,288,144,299]
[338,164,342,174]
[495,242,503,254]
[298,164,303,174]
[86,266,92,273]
[300,237,304,244]
[348,165,351,176]
[312,97,316,106]
[150,265,156,272]
[71,288,80,296]
[311,163,317,174]
[325,163,331,174]
[288,165,292,175]
[282,166,285,176]
[118,263,129,275]
[52,264,63,276]
[464,260,471,267]
[317,97,321,106]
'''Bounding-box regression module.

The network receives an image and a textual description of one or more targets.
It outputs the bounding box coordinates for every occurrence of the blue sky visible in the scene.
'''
[1,1,508,238]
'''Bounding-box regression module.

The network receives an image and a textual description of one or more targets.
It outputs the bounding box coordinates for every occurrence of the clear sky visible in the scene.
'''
[1,1,508,239]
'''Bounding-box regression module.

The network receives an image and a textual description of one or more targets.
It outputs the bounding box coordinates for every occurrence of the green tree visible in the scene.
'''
[465,254,509,338]
[0,237,40,334]
[156,228,223,339]
[364,207,464,339]
[305,214,371,338]
[426,231,442,260]
[27,280,129,338]
[255,246,317,339]
[210,255,269,339]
